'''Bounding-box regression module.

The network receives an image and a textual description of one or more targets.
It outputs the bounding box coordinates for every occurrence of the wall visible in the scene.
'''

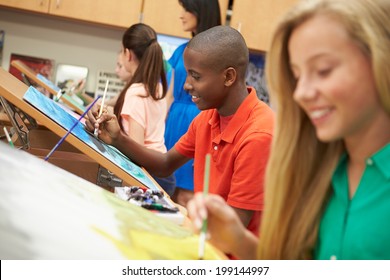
[0,8,124,93]
[0,8,268,103]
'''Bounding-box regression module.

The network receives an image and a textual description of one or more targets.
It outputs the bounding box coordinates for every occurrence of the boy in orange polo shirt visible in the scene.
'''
[86,25,274,237]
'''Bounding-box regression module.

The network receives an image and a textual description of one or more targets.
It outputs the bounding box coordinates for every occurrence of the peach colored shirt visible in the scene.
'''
[121,83,167,153]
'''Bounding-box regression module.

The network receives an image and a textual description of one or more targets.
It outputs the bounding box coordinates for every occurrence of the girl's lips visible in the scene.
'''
[309,108,331,119]
[308,107,333,125]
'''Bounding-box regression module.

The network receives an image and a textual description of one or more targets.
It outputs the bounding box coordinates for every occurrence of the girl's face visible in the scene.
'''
[289,15,382,143]
[123,48,139,77]
[115,52,132,82]
[180,7,198,33]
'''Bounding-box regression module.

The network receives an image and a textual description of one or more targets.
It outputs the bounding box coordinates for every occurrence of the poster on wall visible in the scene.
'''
[0,30,4,66]
[9,53,55,82]
[95,70,125,101]
[246,53,269,104]
[9,53,55,97]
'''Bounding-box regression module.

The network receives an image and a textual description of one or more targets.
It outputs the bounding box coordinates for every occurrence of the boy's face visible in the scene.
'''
[183,47,227,111]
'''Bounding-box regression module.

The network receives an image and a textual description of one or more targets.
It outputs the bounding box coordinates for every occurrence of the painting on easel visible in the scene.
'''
[23,86,160,191]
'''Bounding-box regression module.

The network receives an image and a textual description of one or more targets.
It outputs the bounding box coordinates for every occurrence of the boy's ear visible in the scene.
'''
[224,67,236,87]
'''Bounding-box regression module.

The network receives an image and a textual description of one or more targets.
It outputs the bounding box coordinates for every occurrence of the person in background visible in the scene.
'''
[106,51,133,108]
[115,51,132,83]
[86,26,274,244]
[187,0,390,260]
[99,23,176,196]
[165,0,222,206]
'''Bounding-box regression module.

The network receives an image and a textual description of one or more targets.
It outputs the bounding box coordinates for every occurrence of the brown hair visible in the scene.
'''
[114,23,167,129]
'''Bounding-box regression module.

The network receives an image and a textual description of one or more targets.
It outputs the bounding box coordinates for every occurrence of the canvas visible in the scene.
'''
[0,142,224,259]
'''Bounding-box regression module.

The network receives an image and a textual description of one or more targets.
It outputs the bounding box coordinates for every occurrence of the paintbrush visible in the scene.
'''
[94,79,109,137]
[44,96,101,161]
[3,127,14,148]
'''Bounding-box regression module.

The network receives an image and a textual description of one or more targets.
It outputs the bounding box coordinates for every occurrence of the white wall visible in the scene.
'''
[0,8,124,93]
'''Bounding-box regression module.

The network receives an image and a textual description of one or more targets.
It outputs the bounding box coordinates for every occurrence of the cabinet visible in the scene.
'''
[0,0,142,28]
[1,0,231,37]
[143,0,230,39]
[0,0,298,51]
[48,0,142,28]
[230,0,299,51]
[0,0,50,13]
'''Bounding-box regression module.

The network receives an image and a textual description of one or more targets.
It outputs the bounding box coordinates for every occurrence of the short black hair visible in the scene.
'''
[187,25,249,79]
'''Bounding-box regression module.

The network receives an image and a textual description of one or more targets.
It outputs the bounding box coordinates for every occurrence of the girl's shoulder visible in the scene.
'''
[127,83,164,100]
[128,83,146,92]
[126,83,148,97]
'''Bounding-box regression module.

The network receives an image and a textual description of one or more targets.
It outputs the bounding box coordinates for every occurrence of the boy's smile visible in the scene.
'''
[183,47,227,112]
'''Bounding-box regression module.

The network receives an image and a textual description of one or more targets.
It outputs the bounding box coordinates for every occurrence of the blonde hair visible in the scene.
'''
[258,0,390,259]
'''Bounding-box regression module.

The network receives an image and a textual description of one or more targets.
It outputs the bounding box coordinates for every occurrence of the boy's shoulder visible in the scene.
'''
[250,101,275,134]
[194,108,216,121]
[253,99,275,119]
[242,91,275,134]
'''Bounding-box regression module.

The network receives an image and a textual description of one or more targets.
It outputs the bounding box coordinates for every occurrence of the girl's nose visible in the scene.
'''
[293,77,317,103]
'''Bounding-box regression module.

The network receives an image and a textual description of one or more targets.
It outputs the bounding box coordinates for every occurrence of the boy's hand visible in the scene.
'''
[85,101,101,131]
[85,109,121,145]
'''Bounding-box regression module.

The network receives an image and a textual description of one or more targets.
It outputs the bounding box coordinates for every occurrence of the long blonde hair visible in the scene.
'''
[258,0,390,259]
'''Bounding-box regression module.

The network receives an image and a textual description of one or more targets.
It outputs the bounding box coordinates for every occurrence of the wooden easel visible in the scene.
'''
[0,68,100,184]
[0,67,158,190]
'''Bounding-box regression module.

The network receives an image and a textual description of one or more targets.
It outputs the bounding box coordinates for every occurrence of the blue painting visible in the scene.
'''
[23,86,160,191]
[247,53,269,104]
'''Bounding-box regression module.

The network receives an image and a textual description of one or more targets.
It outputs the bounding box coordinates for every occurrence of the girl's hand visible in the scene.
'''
[187,193,251,256]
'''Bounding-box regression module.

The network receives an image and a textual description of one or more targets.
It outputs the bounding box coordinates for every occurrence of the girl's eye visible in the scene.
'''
[318,68,332,77]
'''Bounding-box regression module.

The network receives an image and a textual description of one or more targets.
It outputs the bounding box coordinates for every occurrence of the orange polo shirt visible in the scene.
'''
[175,87,274,236]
